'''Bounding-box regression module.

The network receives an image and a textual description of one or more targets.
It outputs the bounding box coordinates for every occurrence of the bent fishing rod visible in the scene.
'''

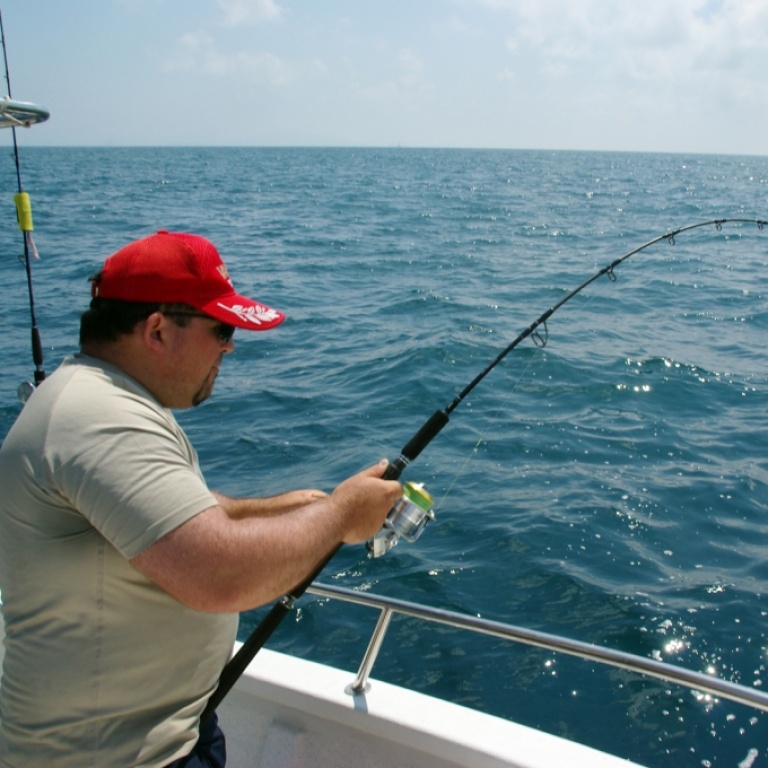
[0,9,50,401]
[202,216,767,722]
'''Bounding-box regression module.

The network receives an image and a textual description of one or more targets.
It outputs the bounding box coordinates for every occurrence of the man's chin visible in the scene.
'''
[192,370,218,407]
[192,385,215,407]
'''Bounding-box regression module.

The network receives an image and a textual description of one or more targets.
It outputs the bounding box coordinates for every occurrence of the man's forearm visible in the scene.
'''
[212,489,328,520]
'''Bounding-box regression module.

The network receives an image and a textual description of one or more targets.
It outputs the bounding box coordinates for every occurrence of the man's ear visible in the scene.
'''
[142,311,168,353]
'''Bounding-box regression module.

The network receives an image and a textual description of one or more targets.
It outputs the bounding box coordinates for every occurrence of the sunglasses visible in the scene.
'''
[163,311,235,344]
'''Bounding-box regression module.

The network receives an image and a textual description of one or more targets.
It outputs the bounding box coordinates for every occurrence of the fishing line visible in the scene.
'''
[203,216,767,722]
[0,9,50,401]
[433,341,543,515]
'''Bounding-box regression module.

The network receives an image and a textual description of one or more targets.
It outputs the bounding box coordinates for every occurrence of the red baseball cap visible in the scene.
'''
[91,231,285,331]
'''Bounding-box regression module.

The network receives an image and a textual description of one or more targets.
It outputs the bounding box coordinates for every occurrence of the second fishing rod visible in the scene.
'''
[0,8,50,400]
[201,216,767,721]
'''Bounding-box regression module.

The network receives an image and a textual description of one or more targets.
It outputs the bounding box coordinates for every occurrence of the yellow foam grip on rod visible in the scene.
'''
[14,192,33,232]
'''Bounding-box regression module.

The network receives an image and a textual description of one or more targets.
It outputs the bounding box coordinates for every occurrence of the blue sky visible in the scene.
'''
[2,0,767,154]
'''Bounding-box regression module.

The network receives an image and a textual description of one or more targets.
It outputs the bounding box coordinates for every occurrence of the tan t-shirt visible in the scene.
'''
[0,355,238,767]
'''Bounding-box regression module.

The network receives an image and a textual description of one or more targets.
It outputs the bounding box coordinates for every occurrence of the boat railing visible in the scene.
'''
[307,582,768,714]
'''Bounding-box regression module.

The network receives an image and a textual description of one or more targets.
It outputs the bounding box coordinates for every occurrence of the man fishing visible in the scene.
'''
[0,230,402,768]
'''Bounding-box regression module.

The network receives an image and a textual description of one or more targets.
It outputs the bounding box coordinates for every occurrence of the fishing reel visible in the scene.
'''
[367,481,435,558]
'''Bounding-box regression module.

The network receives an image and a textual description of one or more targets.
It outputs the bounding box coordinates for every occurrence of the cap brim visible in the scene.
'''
[200,294,286,331]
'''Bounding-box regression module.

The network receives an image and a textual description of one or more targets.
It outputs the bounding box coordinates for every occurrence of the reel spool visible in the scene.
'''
[368,481,436,558]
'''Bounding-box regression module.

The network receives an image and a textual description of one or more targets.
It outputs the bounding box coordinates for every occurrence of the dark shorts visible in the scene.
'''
[164,712,226,768]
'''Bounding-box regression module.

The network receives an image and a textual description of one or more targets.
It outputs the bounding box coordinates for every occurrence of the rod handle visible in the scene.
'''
[203,541,343,722]
[31,326,44,370]
[401,409,450,464]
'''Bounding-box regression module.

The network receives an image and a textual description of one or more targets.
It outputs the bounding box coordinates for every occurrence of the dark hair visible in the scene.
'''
[80,275,198,345]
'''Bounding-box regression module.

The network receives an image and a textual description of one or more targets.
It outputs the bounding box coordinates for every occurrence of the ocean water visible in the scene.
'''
[1,146,767,767]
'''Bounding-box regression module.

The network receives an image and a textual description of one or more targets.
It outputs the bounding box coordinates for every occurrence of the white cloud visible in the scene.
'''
[484,0,768,131]
[166,31,292,85]
[397,48,426,88]
[217,0,282,27]
[494,0,768,83]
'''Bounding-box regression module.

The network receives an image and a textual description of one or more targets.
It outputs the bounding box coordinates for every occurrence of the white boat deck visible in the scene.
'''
[220,647,647,768]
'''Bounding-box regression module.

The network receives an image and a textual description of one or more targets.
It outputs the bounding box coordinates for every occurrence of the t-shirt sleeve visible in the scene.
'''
[47,376,218,560]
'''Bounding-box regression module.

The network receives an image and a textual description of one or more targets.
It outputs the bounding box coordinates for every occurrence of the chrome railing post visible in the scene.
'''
[346,606,393,695]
